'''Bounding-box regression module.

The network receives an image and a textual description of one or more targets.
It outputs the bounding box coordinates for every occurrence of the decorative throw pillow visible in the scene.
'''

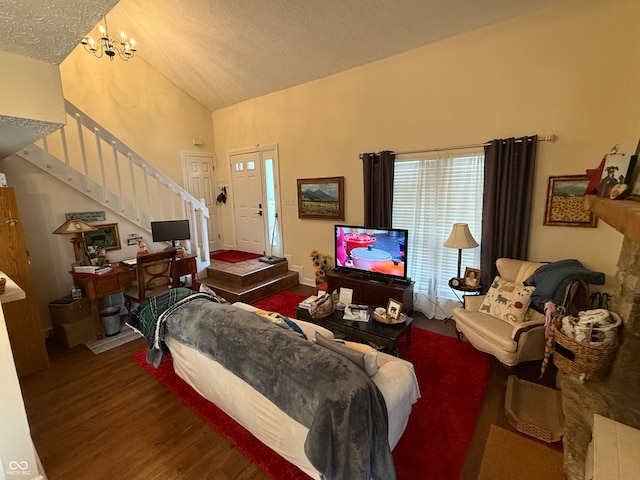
[199,283,230,303]
[315,332,368,373]
[479,276,535,324]
[343,341,379,376]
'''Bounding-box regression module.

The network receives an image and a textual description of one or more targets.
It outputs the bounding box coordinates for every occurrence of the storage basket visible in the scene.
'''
[553,313,620,382]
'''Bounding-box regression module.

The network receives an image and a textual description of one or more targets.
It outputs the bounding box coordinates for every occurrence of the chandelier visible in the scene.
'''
[81,17,136,61]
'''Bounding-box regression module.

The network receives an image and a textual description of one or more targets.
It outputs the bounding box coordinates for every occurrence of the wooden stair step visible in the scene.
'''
[206,259,289,287]
[200,270,299,304]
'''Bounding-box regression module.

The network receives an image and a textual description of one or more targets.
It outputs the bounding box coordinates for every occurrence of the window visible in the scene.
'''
[393,150,484,319]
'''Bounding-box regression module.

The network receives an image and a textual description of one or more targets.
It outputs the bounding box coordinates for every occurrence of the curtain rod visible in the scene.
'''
[362,134,555,158]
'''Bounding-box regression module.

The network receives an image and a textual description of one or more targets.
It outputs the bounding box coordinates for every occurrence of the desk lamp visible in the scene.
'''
[443,223,479,282]
[53,218,98,265]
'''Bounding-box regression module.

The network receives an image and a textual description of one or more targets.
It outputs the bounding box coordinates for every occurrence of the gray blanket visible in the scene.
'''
[162,299,395,480]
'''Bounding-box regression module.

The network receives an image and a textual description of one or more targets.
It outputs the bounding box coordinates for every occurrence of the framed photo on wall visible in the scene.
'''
[544,175,598,227]
[297,176,345,220]
[83,223,121,251]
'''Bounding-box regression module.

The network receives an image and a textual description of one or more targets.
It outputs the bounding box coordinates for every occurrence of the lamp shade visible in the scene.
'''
[53,218,98,235]
[443,223,479,250]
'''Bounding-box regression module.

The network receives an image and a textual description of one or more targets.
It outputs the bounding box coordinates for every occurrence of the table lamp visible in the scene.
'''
[443,223,479,280]
[53,218,98,265]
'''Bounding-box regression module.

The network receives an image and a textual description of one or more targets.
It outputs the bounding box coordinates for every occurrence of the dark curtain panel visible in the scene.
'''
[361,150,395,228]
[480,136,538,289]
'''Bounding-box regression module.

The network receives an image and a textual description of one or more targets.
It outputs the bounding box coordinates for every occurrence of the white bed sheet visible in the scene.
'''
[165,304,420,479]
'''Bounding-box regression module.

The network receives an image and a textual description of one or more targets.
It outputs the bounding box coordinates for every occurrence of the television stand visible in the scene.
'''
[326,271,414,313]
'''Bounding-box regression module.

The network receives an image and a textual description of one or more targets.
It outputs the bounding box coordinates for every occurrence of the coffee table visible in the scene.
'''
[295,306,413,356]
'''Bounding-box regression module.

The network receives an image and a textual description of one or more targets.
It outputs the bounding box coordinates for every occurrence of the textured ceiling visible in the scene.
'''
[2,0,564,112]
[0,0,118,63]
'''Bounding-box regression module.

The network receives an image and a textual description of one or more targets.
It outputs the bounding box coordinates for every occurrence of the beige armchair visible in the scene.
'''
[452,258,549,366]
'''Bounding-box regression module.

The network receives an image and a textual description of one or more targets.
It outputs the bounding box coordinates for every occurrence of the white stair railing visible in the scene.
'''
[20,99,210,272]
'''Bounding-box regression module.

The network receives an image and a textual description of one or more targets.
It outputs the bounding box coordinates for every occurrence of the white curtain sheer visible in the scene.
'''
[393,150,484,319]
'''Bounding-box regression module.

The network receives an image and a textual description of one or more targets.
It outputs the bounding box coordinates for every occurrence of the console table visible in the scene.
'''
[71,254,197,339]
[296,305,413,356]
[325,271,414,313]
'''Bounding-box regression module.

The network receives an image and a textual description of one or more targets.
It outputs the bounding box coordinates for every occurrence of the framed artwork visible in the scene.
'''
[544,175,598,227]
[297,176,344,220]
[83,223,121,251]
[386,298,402,320]
[463,267,482,288]
[597,153,637,198]
[629,155,640,201]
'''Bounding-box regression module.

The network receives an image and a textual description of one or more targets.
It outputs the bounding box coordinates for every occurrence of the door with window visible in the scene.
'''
[229,145,282,257]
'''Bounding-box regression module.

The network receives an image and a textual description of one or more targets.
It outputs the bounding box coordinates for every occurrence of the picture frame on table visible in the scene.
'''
[597,153,636,199]
[83,223,121,251]
[463,267,482,288]
[338,287,353,306]
[543,175,598,227]
[386,298,402,320]
[297,176,345,220]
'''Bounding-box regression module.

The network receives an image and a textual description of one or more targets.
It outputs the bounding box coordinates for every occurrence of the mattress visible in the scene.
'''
[165,302,420,479]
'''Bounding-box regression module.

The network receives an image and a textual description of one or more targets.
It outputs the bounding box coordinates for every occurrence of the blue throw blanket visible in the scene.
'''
[526,259,605,306]
[130,292,395,480]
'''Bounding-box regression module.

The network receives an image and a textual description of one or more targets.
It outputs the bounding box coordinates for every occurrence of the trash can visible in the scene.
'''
[100,307,121,336]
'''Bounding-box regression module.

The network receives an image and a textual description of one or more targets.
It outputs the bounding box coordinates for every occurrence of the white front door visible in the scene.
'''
[230,151,266,254]
[181,151,219,252]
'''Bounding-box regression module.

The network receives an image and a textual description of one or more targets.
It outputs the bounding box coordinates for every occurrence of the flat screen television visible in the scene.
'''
[334,225,409,282]
[151,219,191,248]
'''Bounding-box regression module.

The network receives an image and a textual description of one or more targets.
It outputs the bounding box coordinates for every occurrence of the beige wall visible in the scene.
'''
[212,0,640,287]
[59,43,215,186]
[0,51,65,124]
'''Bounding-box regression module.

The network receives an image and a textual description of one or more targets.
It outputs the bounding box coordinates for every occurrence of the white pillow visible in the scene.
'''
[343,341,379,376]
[479,276,535,324]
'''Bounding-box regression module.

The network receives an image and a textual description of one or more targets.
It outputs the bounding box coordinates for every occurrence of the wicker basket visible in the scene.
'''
[553,314,620,382]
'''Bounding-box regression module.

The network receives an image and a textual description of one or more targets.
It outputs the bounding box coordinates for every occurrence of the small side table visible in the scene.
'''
[448,279,482,341]
[448,278,482,304]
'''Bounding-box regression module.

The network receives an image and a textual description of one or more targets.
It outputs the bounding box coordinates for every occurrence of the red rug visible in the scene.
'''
[133,321,490,479]
[252,291,307,319]
[211,249,262,263]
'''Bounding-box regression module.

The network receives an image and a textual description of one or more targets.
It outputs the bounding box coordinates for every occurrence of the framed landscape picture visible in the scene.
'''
[544,175,597,227]
[297,176,345,220]
[83,223,121,250]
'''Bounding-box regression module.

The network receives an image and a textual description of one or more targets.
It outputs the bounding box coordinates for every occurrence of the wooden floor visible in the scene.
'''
[19,283,562,480]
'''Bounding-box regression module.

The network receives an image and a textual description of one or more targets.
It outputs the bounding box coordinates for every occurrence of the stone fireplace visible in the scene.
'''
[561,197,640,479]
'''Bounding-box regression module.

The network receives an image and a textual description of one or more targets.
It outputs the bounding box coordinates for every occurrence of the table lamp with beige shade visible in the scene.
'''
[53,218,98,265]
[443,223,479,285]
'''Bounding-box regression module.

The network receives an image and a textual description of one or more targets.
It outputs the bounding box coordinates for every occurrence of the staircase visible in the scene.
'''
[201,258,298,304]
[19,99,300,299]
[19,99,212,271]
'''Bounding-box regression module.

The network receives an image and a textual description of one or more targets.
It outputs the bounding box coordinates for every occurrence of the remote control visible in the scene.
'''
[348,304,368,310]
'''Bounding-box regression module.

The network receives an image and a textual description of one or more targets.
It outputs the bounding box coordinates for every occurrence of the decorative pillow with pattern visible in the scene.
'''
[479,276,535,324]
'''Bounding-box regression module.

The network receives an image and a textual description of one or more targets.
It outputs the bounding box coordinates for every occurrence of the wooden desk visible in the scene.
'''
[71,254,198,339]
